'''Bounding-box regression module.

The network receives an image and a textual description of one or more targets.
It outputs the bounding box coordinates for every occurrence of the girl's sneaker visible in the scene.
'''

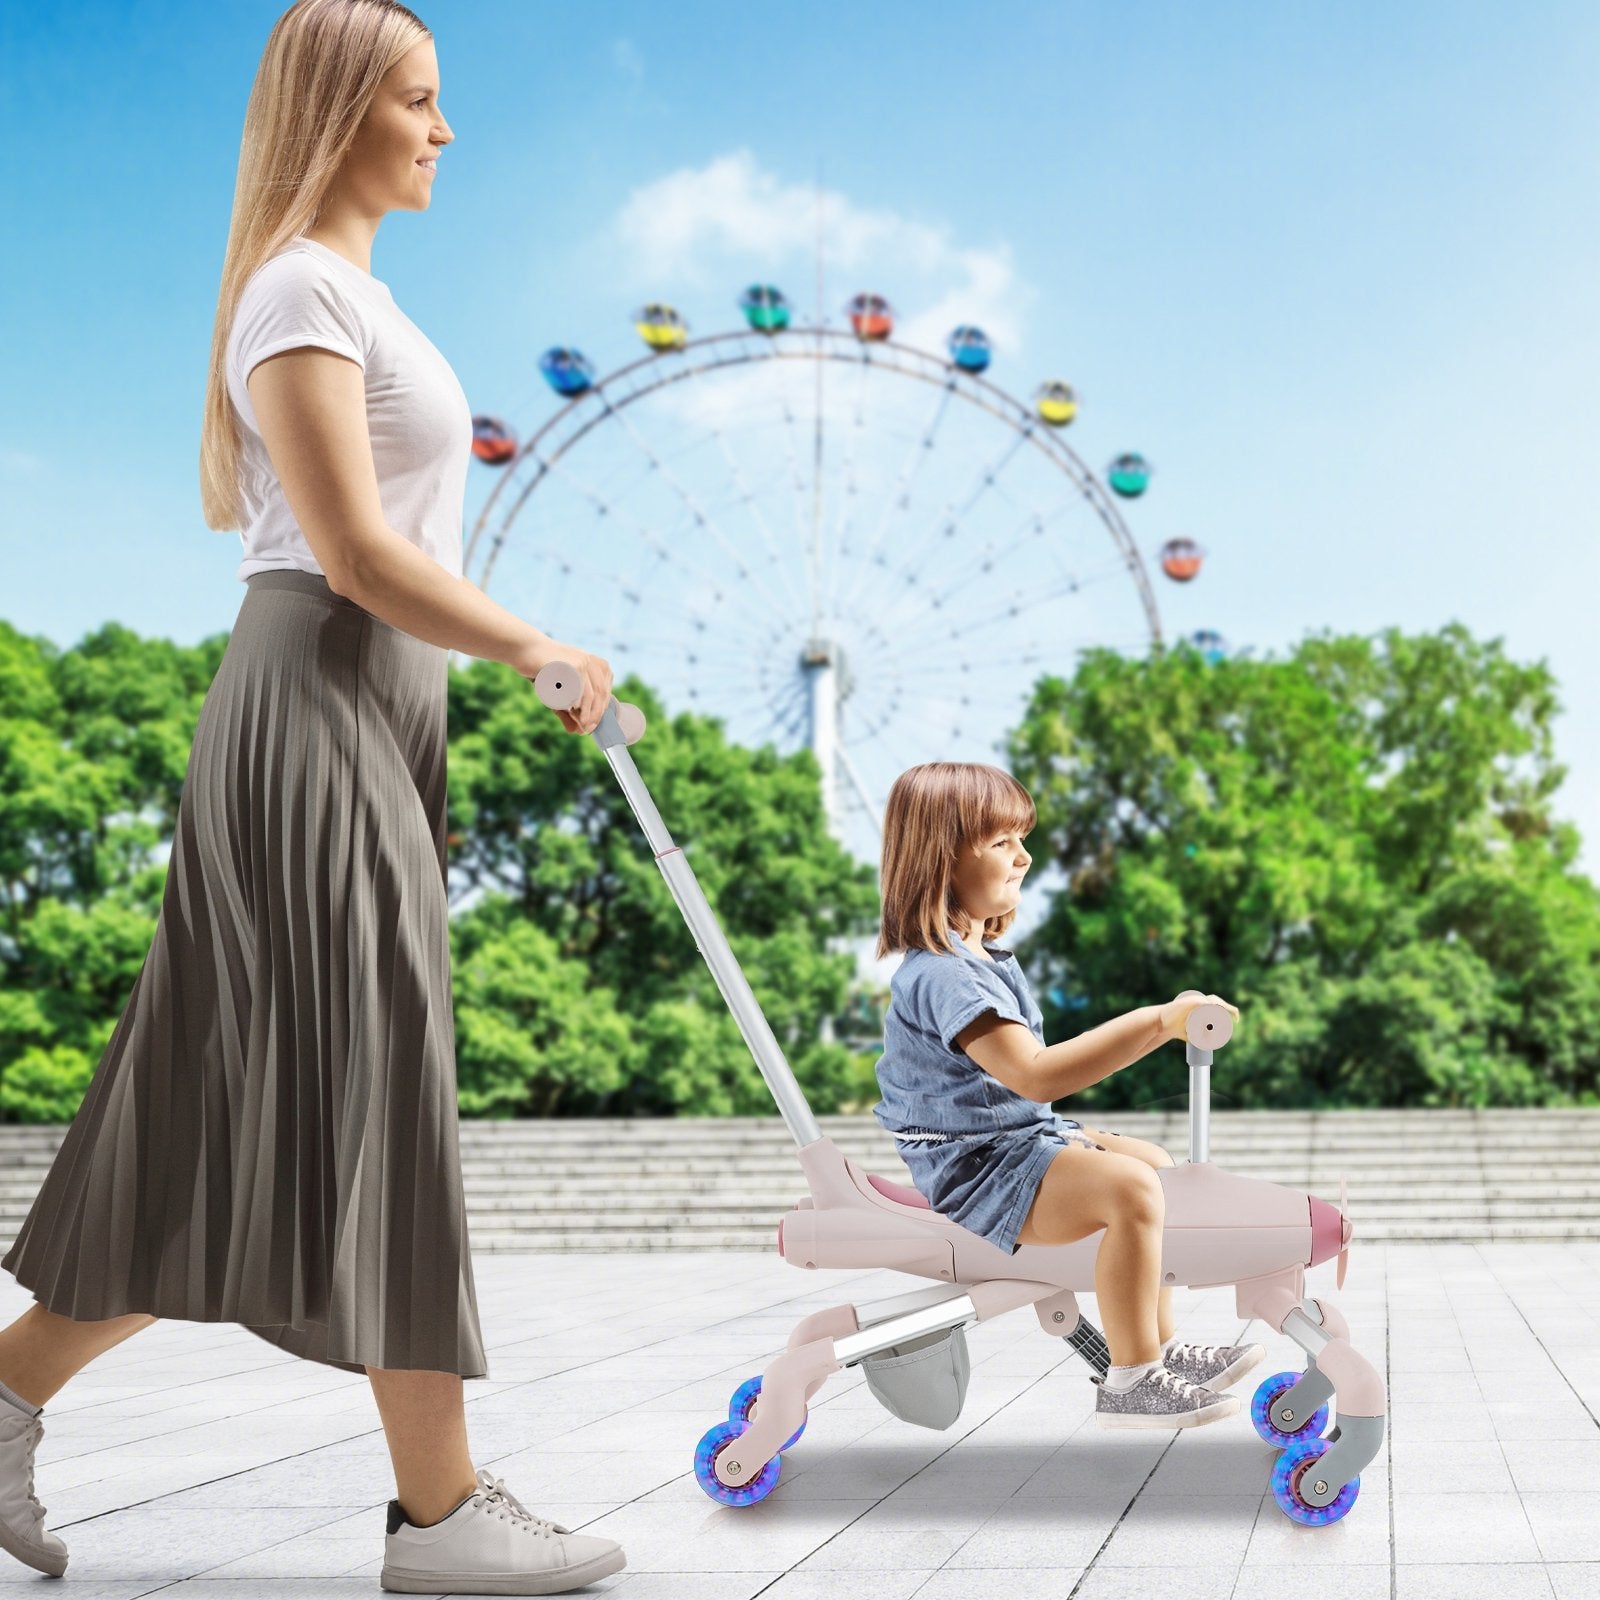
[1162,1338,1266,1394]
[381,1466,625,1595]
[1093,1365,1240,1430]
[0,1405,67,1577]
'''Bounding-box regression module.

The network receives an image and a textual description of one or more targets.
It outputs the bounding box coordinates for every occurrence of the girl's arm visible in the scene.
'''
[957,1005,1166,1102]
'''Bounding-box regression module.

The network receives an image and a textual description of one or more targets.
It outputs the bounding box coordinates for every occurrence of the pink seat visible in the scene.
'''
[866,1172,931,1209]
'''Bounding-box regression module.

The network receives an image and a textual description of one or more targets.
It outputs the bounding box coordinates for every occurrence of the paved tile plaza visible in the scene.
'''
[2,1241,1597,1597]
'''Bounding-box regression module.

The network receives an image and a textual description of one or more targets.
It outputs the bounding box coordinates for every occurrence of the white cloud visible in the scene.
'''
[0,448,46,479]
[612,38,643,80]
[611,150,1031,356]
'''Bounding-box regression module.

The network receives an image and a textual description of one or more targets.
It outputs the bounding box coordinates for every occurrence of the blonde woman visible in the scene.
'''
[871,762,1264,1429]
[0,2,626,1591]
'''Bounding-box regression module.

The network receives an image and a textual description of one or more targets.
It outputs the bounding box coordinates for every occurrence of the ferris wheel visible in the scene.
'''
[460,285,1217,871]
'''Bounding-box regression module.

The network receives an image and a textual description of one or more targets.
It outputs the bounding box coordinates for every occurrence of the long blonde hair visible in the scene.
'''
[876,762,1038,960]
[199,0,431,532]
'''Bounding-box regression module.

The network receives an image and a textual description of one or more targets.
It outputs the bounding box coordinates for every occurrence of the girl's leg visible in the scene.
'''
[1017,1145,1167,1368]
[0,1306,159,1408]
[1093,1201,1166,1367]
[365,1365,478,1527]
[1074,1128,1178,1344]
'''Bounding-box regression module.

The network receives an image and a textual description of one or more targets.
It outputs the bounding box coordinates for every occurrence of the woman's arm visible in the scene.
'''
[246,347,549,672]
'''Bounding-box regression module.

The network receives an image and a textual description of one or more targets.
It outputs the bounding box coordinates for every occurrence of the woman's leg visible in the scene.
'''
[365,1365,478,1527]
[1075,1128,1178,1343]
[0,1306,159,1408]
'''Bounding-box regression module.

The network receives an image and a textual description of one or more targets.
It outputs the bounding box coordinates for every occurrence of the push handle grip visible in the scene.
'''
[532,660,648,746]
[1184,1000,1234,1050]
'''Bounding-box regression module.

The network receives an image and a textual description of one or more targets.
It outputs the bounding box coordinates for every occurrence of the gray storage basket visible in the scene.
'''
[859,1324,972,1430]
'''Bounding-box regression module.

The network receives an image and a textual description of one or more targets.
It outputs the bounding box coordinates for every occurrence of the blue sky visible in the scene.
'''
[3,0,1597,895]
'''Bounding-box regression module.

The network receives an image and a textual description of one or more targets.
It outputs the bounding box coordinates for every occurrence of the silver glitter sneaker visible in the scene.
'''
[381,1466,626,1595]
[0,1405,67,1577]
[1161,1338,1266,1394]
[1093,1364,1241,1430]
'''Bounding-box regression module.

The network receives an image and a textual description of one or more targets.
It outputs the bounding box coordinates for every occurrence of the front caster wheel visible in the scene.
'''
[693,1419,781,1507]
[1251,1370,1330,1448]
[728,1375,805,1451]
[1270,1437,1360,1526]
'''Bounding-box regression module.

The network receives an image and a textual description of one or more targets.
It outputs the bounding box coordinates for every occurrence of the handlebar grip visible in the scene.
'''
[532,660,647,745]
[1184,1001,1234,1049]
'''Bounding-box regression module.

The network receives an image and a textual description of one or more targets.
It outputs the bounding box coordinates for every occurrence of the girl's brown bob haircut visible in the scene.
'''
[876,762,1036,960]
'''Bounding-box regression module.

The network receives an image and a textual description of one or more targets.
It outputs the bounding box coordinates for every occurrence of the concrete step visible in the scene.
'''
[1,1110,1595,1145]
[3,1113,1597,1248]
[0,1154,1588,1184]
[462,1219,1600,1252]
[1,1192,1588,1225]
[3,1167,1595,1198]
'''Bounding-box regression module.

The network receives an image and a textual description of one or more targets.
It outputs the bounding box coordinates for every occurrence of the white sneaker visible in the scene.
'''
[381,1466,626,1595]
[0,1402,67,1577]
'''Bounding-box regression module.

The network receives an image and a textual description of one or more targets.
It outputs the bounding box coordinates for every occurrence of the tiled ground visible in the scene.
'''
[1,1242,1597,1598]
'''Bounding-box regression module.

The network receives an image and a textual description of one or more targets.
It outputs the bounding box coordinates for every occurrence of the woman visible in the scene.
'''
[0,2,626,1591]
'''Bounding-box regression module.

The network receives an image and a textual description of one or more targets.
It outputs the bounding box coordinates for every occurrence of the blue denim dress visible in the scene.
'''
[872,928,1103,1255]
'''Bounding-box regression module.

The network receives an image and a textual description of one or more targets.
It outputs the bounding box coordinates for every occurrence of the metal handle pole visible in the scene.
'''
[532,664,822,1150]
[1180,1003,1233,1165]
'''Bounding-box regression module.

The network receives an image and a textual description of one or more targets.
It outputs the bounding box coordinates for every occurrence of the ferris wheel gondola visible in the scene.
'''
[1160,537,1204,581]
[740,284,791,334]
[1034,380,1079,426]
[946,325,992,373]
[1108,451,1153,497]
[538,347,596,398]
[845,292,894,341]
[470,414,516,465]
[633,302,688,351]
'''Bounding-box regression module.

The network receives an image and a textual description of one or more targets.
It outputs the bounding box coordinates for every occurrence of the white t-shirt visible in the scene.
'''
[226,235,471,584]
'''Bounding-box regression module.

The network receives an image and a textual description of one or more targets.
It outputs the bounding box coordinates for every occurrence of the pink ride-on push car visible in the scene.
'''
[535,665,1388,1528]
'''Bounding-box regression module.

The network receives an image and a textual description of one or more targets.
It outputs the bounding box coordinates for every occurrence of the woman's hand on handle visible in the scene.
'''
[1158,990,1240,1043]
[515,636,614,735]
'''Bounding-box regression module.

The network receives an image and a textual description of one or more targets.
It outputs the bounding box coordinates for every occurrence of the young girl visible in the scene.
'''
[871,761,1264,1430]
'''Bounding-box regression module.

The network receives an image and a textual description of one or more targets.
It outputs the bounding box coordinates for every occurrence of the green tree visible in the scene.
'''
[0,618,228,1122]
[1009,624,1600,1113]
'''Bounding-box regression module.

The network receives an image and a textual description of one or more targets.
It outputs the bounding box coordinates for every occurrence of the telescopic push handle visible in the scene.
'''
[531,660,647,745]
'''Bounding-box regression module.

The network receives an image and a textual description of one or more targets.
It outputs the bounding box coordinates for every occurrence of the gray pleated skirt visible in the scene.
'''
[0,568,488,1379]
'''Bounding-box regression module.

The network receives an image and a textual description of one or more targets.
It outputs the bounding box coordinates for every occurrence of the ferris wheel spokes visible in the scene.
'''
[849,415,1040,632]
[887,571,1096,657]
[870,512,1145,656]
[817,355,875,626]
[863,499,1080,642]
[854,374,958,580]
[831,740,885,835]
[597,394,796,624]
[759,673,813,750]
[776,396,822,593]
[708,427,811,621]
[532,452,802,633]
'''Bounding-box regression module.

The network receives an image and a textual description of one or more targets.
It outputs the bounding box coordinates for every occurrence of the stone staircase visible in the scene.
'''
[2,1109,1597,1252]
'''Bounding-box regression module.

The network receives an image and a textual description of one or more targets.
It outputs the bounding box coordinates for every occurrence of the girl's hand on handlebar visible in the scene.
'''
[516,638,614,735]
[1159,990,1240,1042]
